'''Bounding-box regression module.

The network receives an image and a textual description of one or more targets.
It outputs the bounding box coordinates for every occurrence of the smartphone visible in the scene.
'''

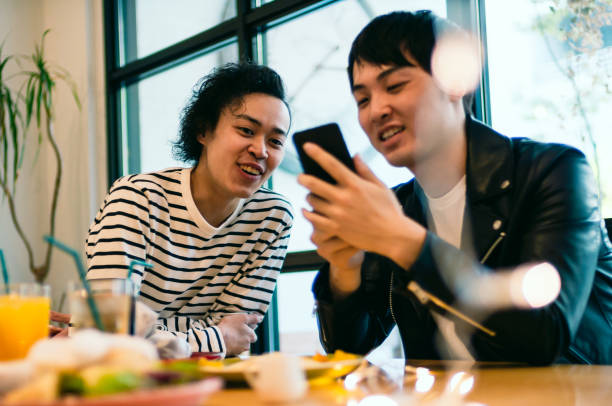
[293,123,356,184]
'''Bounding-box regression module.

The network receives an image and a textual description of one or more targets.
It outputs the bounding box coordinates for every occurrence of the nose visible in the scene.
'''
[248,136,268,159]
[369,93,392,123]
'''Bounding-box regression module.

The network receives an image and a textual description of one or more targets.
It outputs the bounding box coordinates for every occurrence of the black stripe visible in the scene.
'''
[193,327,203,351]
[88,237,146,250]
[230,279,275,294]
[168,202,187,211]
[222,290,269,304]
[213,301,265,314]
[94,211,150,229]
[111,184,147,199]
[202,329,213,352]
[132,178,181,197]
[211,327,224,353]
[88,264,129,271]
[169,215,197,227]
[151,172,181,184]
[140,291,172,305]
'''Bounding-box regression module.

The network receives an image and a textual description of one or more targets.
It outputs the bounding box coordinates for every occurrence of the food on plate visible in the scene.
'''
[0,330,212,404]
[308,350,361,363]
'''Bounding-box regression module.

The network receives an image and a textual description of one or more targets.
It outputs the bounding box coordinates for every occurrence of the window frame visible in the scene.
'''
[103,0,488,353]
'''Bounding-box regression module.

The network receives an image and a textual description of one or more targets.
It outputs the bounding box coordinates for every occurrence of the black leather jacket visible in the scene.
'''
[312,116,612,364]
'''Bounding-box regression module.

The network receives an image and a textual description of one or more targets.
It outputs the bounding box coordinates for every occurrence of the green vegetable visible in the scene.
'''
[85,371,144,397]
[58,372,85,396]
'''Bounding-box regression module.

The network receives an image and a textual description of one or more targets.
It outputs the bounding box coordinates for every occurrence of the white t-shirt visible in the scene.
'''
[424,175,474,360]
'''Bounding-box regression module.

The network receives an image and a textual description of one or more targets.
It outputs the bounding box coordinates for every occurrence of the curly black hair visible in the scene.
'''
[173,62,290,164]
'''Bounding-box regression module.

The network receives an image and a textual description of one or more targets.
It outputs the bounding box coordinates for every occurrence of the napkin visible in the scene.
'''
[148,330,192,359]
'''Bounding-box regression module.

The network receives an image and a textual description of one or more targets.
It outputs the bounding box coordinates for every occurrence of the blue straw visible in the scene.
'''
[0,249,8,294]
[43,235,105,331]
[127,259,153,280]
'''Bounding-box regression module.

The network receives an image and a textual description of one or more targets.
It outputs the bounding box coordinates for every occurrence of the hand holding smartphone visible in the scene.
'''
[292,123,355,184]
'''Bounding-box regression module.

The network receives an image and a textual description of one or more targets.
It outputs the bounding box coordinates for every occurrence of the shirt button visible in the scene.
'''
[493,220,502,230]
[500,180,510,189]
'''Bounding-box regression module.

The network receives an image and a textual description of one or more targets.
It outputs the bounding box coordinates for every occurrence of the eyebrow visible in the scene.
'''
[235,113,287,136]
[351,66,410,93]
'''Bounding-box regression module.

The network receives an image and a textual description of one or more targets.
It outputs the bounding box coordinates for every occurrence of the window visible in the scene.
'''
[104,0,611,355]
[484,0,612,216]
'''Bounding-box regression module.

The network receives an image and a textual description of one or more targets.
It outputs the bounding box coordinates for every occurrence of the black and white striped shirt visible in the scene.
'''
[86,167,293,355]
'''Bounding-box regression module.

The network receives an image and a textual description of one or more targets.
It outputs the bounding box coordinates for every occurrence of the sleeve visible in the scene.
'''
[404,149,602,364]
[312,253,396,355]
[86,177,151,280]
[153,207,293,356]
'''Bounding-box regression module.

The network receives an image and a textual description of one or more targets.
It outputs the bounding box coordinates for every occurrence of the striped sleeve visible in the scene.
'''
[154,208,293,356]
[86,176,151,279]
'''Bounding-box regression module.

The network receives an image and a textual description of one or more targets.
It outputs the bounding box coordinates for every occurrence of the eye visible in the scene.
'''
[238,126,254,136]
[356,97,369,108]
[387,82,407,92]
[269,138,285,148]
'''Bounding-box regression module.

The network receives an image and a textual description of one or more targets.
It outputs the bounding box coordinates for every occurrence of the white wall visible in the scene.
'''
[0,0,107,309]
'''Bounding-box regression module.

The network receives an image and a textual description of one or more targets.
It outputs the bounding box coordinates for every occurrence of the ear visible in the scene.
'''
[197,133,207,146]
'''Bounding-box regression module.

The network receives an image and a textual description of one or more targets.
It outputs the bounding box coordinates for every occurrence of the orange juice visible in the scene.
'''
[0,288,50,361]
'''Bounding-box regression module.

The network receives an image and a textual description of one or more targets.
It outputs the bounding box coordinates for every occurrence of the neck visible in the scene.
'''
[412,116,467,198]
[190,163,239,227]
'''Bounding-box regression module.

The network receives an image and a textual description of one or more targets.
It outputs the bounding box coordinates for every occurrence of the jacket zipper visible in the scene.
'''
[480,232,506,264]
[389,271,398,325]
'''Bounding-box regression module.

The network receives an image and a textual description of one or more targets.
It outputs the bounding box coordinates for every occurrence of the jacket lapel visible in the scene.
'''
[464,116,515,263]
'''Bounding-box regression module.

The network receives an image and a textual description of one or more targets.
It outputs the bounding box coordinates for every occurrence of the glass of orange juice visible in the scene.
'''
[0,283,51,361]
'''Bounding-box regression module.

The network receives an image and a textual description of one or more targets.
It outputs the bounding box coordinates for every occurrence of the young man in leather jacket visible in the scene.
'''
[298,10,612,364]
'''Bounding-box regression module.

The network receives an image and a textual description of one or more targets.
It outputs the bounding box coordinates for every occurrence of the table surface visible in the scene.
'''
[205,361,612,406]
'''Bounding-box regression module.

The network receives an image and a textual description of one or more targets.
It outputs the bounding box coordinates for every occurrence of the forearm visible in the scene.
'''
[155,316,226,354]
[313,262,393,354]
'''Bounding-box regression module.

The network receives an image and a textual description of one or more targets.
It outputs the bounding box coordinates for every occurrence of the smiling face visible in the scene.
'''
[196,92,290,200]
[351,57,460,169]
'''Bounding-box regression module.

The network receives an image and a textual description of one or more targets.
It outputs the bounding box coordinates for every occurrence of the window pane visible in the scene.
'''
[120,0,236,65]
[264,0,447,252]
[122,43,238,175]
[276,271,322,354]
[485,0,612,216]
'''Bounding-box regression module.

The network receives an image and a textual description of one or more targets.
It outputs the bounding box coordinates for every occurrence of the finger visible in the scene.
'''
[312,234,347,252]
[48,325,64,337]
[306,193,333,216]
[353,154,386,186]
[298,173,338,202]
[50,310,71,324]
[303,142,356,185]
[311,229,336,246]
[302,208,337,234]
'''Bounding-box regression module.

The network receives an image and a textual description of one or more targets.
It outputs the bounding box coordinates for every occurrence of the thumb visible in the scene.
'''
[354,155,385,186]
[245,313,264,325]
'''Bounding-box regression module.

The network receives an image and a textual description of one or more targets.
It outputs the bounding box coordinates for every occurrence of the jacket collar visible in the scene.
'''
[465,115,515,203]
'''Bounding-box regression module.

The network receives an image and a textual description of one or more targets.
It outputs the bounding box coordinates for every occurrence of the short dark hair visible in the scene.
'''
[347,10,474,112]
[173,62,290,164]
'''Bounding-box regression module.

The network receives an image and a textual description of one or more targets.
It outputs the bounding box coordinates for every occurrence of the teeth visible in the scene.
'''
[240,164,262,175]
[381,127,403,141]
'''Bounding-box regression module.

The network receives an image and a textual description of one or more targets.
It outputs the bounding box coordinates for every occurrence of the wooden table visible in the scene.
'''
[205,361,612,405]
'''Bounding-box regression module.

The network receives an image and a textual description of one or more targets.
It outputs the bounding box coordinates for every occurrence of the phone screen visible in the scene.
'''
[293,123,355,184]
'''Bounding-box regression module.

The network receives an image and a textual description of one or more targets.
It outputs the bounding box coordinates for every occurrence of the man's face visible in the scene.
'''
[351,57,458,169]
[197,92,290,198]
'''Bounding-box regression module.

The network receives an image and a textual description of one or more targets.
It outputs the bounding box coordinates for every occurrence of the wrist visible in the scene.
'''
[329,264,361,300]
[376,217,426,270]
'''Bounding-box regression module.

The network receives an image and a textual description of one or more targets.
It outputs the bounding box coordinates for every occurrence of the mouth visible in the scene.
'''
[238,163,264,176]
[379,126,405,142]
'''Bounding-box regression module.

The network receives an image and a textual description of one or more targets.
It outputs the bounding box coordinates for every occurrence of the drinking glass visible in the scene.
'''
[69,278,134,334]
[0,283,51,360]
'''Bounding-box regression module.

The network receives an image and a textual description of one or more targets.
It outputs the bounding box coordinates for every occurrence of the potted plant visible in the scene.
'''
[0,30,80,283]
